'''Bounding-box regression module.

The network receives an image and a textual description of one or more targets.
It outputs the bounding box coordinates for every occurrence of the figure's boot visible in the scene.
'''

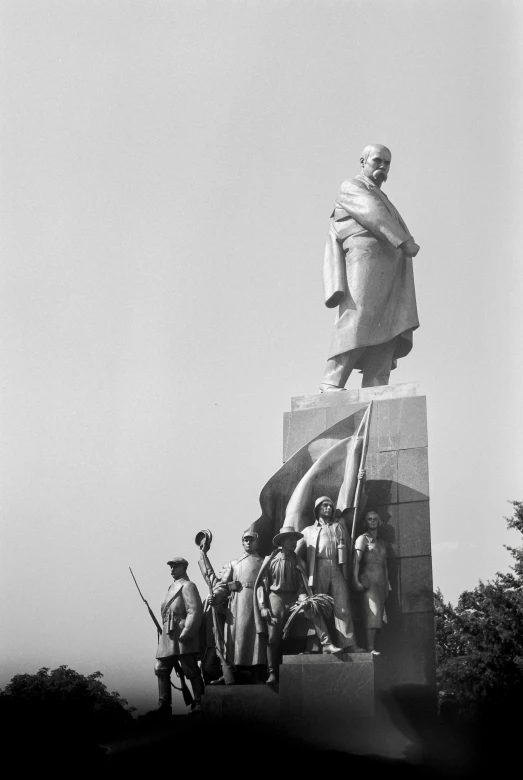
[152,673,172,717]
[266,647,279,687]
[188,674,204,714]
[314,617,343,655]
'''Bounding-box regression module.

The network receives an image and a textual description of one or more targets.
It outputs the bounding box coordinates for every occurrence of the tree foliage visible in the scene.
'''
[1,664,135,739]
[435,501,523,715]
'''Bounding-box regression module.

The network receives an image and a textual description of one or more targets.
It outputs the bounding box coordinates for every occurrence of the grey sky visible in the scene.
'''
[1,0,522,712]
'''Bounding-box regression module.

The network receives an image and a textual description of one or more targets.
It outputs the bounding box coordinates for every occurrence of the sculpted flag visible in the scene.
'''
[253,404,372,555]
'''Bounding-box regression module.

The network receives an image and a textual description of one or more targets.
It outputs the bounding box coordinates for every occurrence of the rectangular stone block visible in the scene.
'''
[378,396,428,452]
[283,407,327,461]
[280,653,375,721]
[291,388,360,411]
[372,503,399,553]
[359,382,419,403]
[325,401,368,431]
[290,382,419,411]
[201,685,279,722]
[399,556,434,613]
[365,451,398,505]
[397,447,429,502]
[397,612,437,688]
[398,501,431,557]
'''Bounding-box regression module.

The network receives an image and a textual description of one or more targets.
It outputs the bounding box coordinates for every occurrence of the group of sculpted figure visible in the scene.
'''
[153,142,420,715]
[153,499,389,716]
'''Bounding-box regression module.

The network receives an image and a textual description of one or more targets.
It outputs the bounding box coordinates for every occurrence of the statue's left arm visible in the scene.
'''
[337,181,411,249]
[180,582,203,641]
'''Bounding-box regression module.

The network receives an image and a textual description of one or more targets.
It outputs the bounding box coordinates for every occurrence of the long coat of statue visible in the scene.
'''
[213,552,266,667]
[323,173,419,367]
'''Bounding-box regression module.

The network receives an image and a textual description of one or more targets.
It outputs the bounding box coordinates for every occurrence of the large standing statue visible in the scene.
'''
[154,556,205,715]
[353,508,390,654]
[257,524,342,686]
[209,527,266,683]
[296,496,364,652]
[320,144,420,391]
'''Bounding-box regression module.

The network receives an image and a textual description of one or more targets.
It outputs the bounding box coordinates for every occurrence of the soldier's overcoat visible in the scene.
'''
[156,577,203,659]
[213,552,266,666]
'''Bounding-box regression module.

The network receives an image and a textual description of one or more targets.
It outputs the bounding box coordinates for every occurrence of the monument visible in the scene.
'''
[139,144,434,750]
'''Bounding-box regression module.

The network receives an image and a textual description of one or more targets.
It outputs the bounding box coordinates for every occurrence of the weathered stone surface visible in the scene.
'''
[291,382,419,411]
[397,447,430,502]
[282,652,372,665]
[283,407,327,462]
[399,556,434,613]
[325,401,368,431]
[398,501,431,557]
[378,396,428,452]
[365,451,398,505]
[201,685,279,721]
[280,653,375,720]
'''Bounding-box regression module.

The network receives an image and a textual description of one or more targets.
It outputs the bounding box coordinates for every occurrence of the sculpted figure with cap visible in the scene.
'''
[256,524,342,685]
[296,497,364,653]
[209,526,266,683]
[154,556,205,714]
[321,144,420,391]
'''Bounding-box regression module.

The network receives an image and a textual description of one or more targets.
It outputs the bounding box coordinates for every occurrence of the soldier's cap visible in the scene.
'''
[167,556,188,567]
[273,524,303,548]
[314,496,334,516]
[242,525,259,540]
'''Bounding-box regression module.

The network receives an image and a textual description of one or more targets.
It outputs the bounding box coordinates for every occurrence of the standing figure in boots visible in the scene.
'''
[154,556,204,715]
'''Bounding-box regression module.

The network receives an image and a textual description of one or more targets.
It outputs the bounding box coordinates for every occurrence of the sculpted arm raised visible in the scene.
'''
[210,562,233,607]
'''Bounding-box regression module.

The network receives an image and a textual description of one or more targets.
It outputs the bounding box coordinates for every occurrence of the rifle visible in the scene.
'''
[195,530,236,685]
[129,567,194,706]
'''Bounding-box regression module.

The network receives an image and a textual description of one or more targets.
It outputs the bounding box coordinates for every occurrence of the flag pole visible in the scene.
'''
[350,401,373,558]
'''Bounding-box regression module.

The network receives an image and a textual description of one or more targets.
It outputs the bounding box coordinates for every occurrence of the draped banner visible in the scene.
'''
[253,403,372,554]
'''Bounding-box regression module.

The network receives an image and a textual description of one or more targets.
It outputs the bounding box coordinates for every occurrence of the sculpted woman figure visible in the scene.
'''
[353,508,389,654]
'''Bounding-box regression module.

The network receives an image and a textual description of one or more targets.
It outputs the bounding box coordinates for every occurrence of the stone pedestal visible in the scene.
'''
[283,382,435,693]
[201,685,279,722]
[280,652,375,720]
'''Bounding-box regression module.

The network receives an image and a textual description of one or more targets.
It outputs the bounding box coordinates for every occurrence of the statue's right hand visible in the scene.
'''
[353,581,365,593]
[208,594,217,606]
[401,238,420,257]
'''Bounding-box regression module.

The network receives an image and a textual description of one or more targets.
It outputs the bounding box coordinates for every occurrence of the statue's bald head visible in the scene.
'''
[359,144,391,188]
[360,144,391,163]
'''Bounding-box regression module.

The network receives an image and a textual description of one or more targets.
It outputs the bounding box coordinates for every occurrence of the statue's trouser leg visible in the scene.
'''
[312,614,334,647]
[154,658,173,707]
[267,592,292,679]
[321,348,364,390]
[179,654,204,702]
[365,628,377,652]
[315,560,356,649]
[361,339,397,388]
[201,645,222,684]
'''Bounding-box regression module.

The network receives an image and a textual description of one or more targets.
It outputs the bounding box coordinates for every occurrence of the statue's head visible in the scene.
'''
[363,508,381,532]
[360,144,391,187]
[167,556,189,580]
[242,528,259,554]
[314,496,335,521]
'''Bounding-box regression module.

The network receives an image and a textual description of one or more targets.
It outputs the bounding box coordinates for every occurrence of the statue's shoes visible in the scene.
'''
[319,383,346,393]
[189,702,202,715]
[322,643,344,655]
[210,676,226,685]
[266,672,278,687]
[371,650,381,656]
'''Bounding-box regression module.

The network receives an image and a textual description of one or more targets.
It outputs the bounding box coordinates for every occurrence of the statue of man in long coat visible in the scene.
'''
[320,144,420,391]
[209,527,266,683]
